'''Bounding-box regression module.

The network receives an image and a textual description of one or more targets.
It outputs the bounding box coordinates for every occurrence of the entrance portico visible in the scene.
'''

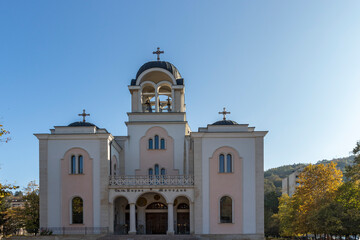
[109,187,194,235]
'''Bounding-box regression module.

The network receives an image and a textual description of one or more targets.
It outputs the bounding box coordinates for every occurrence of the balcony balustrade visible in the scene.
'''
[109,175,194,187]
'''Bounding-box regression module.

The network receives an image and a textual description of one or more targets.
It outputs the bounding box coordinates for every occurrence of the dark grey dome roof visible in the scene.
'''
[136,61,181,79]
[68,121,96,127]
[212,120,239,125]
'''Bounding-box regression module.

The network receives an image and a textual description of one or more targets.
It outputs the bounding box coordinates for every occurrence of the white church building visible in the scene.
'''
[35,53,267,239]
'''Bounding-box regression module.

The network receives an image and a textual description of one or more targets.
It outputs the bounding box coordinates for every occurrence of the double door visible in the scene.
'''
[146,213,167,234]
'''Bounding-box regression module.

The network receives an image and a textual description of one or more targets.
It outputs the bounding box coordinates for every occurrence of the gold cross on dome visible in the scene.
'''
[78,109,90,122]
[153,47,164,61]
[218,107,231,120]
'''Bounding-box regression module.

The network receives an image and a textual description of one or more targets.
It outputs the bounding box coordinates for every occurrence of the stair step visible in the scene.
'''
[97,235,198,240]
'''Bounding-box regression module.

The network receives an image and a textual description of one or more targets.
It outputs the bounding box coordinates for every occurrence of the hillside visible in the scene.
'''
[264,163,306,193]
[264,155,355,194]
[264,155,356,236]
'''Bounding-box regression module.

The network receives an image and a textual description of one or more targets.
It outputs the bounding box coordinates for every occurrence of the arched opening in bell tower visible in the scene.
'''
[131,62,185,113]
[141,84,156,112]
[158,84,172,112]
[140,81,173,113]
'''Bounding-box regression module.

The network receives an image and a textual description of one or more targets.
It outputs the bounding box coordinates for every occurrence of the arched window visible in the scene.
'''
[226,154,232,173]
[220,196,232,223]
[154,135,159,149]
[160,138,165,149]
[148,168,153,175]
[161,168,166,175]
[71,156,76,174]
[146,202,168,209]
[219,154,225,173]
[72,197,83,224]
[114,164,117,175]
[78,155,83,174]
[177,203,189,209]
[154,164,159,175]
[148,139,153,150]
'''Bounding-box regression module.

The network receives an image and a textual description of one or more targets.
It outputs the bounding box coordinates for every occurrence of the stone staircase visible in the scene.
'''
[97,235,198,240]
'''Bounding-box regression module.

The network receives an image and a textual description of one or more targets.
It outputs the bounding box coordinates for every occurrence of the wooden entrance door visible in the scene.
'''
[146,213,167,234]
[177,213,190,234]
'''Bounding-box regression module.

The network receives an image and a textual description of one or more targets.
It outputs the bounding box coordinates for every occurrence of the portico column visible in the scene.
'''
[155,90,159,112]
[167,203,174,235]
[109,202,114,233]
[190,201,194,234]
[129,203,136,235]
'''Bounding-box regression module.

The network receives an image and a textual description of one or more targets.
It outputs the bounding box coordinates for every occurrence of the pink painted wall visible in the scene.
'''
[61,148,93,227]
[136,126,179,175]
[209,146,243,234]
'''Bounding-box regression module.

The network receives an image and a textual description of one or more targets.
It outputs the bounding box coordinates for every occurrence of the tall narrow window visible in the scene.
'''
[160,168,166,184]
[114,164,117,175]
[219,154,225,173]
[226,154,232,173]
[148,139,153,150]
[78,155,83,174]
[72,197,83,224]
[154,135,159,149]
[71,156,76,174]
[154,164,159,175]
[148,168,153,184]
[160,138,165,149]
[220,196,232,223]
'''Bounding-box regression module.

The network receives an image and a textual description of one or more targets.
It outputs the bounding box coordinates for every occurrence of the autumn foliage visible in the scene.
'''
[0,124,10,143]
[278,154,360,238]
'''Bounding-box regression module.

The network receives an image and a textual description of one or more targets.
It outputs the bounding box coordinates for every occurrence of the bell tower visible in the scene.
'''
[128,51,185,114]
[125,52,190,176]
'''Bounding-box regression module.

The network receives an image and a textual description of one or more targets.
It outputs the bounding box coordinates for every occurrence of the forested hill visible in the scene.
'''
[264,156,355,194]
[264,156,355,236]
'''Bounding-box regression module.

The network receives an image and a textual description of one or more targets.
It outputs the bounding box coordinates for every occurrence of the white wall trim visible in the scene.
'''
[136,68,177,85]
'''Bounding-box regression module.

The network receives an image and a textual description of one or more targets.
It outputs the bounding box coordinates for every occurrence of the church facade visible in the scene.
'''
[35,57,267,238]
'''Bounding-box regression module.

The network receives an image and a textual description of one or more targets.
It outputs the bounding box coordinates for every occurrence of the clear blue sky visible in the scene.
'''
[1,1,360,188]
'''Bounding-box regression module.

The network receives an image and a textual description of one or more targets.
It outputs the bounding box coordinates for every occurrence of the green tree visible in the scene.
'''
[278,163,343,237]
[277,194,296,237]
[0,197,10,237]
[294,163,343,235]
[0,184,18,198]
[308,199,343,237]
[22,181,39,235]
[14,191,23,197]
[345,141,360,182]
[1,123,16,198]
[336,181,360,237]
[264,190,281,236]
[2,207,25,236]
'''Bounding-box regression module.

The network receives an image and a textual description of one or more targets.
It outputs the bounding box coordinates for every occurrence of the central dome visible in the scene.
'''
[136,61,181,79]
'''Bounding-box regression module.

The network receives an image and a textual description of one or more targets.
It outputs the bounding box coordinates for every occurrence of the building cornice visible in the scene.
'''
[190,131,268,138]
[125,121,189,126]
[34,133,114,141]
[127,112,186,116]
[111,139,122,152]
